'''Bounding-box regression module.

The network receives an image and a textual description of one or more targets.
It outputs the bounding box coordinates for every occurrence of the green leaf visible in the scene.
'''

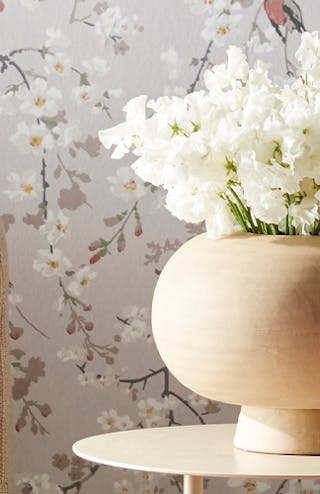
[225,157,236,174]
[65,270,75,277]
[190,57,199,66]
[80,72,90,86]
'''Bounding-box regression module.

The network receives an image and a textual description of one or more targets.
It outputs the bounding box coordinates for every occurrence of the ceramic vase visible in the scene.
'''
[152,233,320,454]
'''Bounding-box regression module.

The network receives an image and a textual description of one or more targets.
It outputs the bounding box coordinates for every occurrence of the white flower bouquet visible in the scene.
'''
[99,31,320,237]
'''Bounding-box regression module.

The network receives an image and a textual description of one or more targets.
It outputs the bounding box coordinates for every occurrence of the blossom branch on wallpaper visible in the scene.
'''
[0,53,30,89]
[69,0,95,27]
[11,349,52,435]
[188,40,213,94]
[15,305,50,340]
[59,465,100,494]
[120,365,214,426]
[88,200,142,264]
[58,278,119,369]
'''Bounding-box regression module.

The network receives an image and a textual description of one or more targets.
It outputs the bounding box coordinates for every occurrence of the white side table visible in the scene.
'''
[72,424,320,494]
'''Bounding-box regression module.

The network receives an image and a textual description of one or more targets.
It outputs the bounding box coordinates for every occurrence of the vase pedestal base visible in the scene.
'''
[234,406,320,454]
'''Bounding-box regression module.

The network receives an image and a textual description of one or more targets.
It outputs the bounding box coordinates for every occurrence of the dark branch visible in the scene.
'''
[168,391,205,425]
[119,366,167,390]
[188,40,213,94]
[59,465,99,494]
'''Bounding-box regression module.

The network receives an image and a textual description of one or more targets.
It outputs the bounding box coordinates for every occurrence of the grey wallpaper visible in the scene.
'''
[1,0,319,493]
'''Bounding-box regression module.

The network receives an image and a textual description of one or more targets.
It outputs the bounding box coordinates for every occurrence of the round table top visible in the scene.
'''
[72,424,320,479]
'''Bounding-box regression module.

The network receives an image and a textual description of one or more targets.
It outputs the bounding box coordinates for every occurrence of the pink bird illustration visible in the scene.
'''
[264,0,305,75]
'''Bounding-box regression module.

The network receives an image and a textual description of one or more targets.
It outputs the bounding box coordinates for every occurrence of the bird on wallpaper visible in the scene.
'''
[264,0,305,76]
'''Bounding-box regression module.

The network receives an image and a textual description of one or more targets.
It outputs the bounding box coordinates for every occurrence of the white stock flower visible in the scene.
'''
[289,197,319,234]
[10,121,54,155]
[99,95,147,158]
[18,78,62,118]
[33,249,72,278]
[3,171,40,201]
[100,31,320,237]
[205,200,237,238]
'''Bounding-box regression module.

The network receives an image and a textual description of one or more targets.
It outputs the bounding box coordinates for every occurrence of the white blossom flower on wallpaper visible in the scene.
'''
[94,7,142,46]
[286,480,320,494]
[137,397,165,427]
[33,249,72,277]
[82,56,110,76]
[107,166,146,202]
[201,1,243,45]
[97,409,134,431]
[0,93,18,116]
[228,479,271,494]
[45,27,70,50]
[246,26,277,54]
[44,52,72,75]
[3,171,41,201]
[67,265,97,297]
[10,121,54,155]
[77,369,115,388]
[113,479,134,494]
[57,344,87,363]
[115,305,152,344]
[53,120,82,147]
[160,47,186,80]
[187,393,210,407]
[39,210,70,245]
[72,84,100,105]
[18,78,62,118]
[16,473,61,494]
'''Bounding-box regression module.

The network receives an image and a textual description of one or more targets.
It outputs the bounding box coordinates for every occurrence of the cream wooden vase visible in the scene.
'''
[152,233,320,454]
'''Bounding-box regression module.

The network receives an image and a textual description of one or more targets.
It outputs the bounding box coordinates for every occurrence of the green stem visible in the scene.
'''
[224,195,248,232]
[228,187,257,233]
[313,220,320,235]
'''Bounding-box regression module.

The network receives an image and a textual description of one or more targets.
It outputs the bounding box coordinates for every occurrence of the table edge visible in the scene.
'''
[72,424,320,479]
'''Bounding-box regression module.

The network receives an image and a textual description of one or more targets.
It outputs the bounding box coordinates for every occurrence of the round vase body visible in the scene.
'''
[152,233,320,454]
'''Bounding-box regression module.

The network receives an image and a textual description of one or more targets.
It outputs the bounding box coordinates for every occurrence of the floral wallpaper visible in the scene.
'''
[1,1,319,494]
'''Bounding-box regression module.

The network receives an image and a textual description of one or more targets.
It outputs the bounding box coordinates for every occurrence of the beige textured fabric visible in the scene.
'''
[0,223,10,494]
